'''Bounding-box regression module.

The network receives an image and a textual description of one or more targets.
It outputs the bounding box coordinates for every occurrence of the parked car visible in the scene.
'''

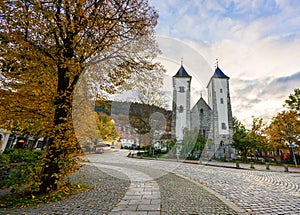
[95,147,104,154]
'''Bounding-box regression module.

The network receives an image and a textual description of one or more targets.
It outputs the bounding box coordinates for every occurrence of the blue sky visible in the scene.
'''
[150,0,300,127]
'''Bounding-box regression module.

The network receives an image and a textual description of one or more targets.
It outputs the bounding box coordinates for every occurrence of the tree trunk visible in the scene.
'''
[39,141,59,193]
[39,64,72,194]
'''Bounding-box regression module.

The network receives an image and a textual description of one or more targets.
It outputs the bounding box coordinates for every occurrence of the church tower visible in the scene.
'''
[207,65,233,158]
[172,65,191,142]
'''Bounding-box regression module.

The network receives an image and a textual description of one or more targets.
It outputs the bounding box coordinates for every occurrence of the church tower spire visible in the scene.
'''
[207,64,233,159]
[172,62,191,142]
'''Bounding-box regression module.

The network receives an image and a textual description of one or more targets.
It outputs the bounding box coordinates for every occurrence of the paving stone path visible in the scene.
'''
[1,150,299,214]
[91,160,240,215]
[157,173,238,214]
[110,181,160,215]
[0,165,130,215]
[173,164,300,215]
[92,163,161,215]
[88,151,300,214]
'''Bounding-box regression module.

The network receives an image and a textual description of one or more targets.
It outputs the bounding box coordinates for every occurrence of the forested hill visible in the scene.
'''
[95,101,172,134]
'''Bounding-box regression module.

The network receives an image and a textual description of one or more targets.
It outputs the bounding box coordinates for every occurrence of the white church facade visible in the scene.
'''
[172,64,235,159]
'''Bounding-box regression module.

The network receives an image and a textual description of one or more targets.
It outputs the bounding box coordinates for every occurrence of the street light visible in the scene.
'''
[287,143,298,168]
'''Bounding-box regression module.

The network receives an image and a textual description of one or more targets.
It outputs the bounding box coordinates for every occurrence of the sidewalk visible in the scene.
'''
[200,160,300,173]
[133,155,300,173]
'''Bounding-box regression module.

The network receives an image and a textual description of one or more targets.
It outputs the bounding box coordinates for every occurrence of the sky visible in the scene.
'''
[149,0,300,127]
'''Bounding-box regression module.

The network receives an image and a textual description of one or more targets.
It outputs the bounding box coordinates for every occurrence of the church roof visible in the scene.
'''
[174,65,191,77]
[192,97,211,111]
[211,66,229,79]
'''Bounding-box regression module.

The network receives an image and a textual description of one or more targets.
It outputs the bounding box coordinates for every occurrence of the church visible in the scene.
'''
[172,63,235,159]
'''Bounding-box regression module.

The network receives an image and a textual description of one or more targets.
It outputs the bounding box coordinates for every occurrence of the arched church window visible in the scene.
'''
[178,105,184,113]
[221,123,227,129]
[179,86,185,92]
[200,109,203,114]
[220,98,224,104]
[220,88,223,93]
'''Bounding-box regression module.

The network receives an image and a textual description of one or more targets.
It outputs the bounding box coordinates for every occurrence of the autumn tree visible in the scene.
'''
[95,112,119,143]
[250,117,269,155]
[0,0,162,193]
[264,110,300,152]
[72,96,101,152]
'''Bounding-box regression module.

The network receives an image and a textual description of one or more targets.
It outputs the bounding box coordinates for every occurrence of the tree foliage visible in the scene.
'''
[180,129,206,157]
[231,117,256,159]
[95,112,119,143]
[250,117,269,153]
[285,88,300,115]
[231,88,300,161]
[0,0,161,194]
[129,102,171,135]
[264,110,300,150]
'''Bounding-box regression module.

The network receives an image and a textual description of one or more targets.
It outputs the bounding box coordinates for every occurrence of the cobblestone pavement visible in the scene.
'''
[173,164,300,215]
[200,160,300,173]
[157,173,238,214]
[88,150,300,214]
[1,150,299,214]
[0,165,130,215]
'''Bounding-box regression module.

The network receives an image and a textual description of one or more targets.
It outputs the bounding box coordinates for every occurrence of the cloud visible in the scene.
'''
[264,72,300,93]
[231,71,300,127]
[152,0,300,78]
[152,0,300,43]
[155,34,300,126]
[150,0,300,126]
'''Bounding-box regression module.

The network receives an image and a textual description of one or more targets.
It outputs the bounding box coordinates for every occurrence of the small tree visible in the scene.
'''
[231,117,257,160]
[250,117,269,156]
[95,112,119,143]
[180,129,206,158]
[190,132,206,158]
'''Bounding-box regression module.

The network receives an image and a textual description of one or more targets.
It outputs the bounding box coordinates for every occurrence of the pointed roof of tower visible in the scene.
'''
[211,66,229,79]
[174,65,191,77]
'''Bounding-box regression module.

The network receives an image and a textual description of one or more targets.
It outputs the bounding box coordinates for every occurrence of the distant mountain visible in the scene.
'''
[95,101,172,134]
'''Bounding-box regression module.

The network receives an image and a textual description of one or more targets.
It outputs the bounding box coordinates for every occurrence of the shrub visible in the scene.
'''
[155,148,162,154]
[0,149,44,192]
[10,149,33,163]
[0,153,10,164]
[3,148,14,154]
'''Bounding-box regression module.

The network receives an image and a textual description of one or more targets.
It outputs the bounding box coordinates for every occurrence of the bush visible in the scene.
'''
[2,149,42,163]
[0,149,44,192]
[0,153,10,164]
[155,148,162,154]
[3,148,14,155]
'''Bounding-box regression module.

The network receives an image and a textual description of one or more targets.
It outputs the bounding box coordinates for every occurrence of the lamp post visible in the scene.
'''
[287,143,298,168]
